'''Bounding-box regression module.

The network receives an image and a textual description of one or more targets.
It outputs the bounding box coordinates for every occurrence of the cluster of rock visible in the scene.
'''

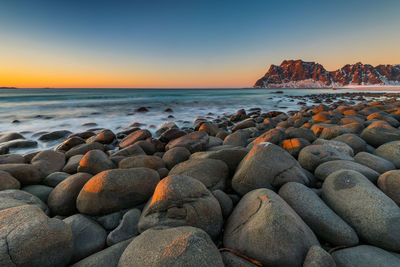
[254,59,400,88]
[1,93,400,266]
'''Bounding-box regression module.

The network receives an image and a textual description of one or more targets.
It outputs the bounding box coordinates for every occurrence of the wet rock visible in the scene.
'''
[48,172,92,215]
[354,152,395,174]
[38,130,72,141]
[166,130,209,153]
[298,145,353,172]
[64,214,107,263]
[31,150,66,178]
[93,129,116,144]
[107,208,140,246]
[78,150,115,175]
[0,139,37,150]
[63,154,84,173]
[322,170,400,251]
[119,155,165,170]
[199,122,220,136]
[162,147,191,169]
[332,245,400,267]
[119,130,152,149]
[0,154,25,164]
[0,170,20,190]
[378,170,400,206]
[118,226,224,267]
[22,184,53,203]
[169,158,229,191]
[232,142,309,195]
[279,182,358,246]
[224,188,319,266]
[77,168,159,215]
[0,163,41,185]
[374,141,400,168]
[55,136,86,152]
[110,143,145,159]
[139,175,223,238]
[0,132,24,143]
[0,205,73,267]
[303,246,336,267]
[315,160,379,182]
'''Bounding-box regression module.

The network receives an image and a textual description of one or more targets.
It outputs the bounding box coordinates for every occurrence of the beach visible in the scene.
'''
[1,89,400,266]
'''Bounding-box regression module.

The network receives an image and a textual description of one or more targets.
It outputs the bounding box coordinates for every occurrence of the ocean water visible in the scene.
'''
[0,88,384,153]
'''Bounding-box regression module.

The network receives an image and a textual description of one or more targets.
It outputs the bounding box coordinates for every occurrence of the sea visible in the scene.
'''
[0,88,391,153]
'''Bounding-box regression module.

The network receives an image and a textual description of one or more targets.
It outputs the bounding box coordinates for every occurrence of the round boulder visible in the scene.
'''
[314,160,379,182]
[374,141,400,168]
[354,152,396,174]
[31,150,66,178]
[0,170,20,190]
[77,149,115,175]
[378,170,400,206]
[165,130,209,153]
[119,155,165,170]
[162,146,191,170]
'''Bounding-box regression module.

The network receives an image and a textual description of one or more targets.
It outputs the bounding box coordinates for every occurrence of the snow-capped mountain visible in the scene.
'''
[254,60,400,88]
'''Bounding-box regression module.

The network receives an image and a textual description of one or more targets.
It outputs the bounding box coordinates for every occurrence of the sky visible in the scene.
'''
[0,0,399,88]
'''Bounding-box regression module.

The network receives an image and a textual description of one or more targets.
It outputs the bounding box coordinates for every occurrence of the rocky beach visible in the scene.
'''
[1,91,400,266]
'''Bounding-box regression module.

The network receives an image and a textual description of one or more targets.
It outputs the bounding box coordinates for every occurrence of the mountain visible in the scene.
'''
[254,60,400,88]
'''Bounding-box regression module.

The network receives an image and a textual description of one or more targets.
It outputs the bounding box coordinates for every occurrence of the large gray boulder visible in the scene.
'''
[314,160,379,182]
[303,246,336,267]
[169,158,228,191]
[0,163,41,185]
[0,205,73,267]
[333,133,367,154]
[232,142,309,195]
[107,208,140,246]
[77,168,159,215]
[64,214,107,263]
[322,170,400,251]
[0,189,49,214]
[165,131,209,153]
[138,175,223,239]
[360,120,400,147]
[354,152,395,174]
[279,182,358,246]
[374,140,400,168]
[332,245,400,267]
[378,170,400,206]
[224,188,319,266]
[31,150,66,178]
[118,226,224,267]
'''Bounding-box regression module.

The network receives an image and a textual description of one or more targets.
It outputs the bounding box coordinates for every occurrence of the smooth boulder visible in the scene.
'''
[78,150,114,175]
[354,152,395,174]
[314,160,379,182]
[378,170,400,206]
[165,130,209,153]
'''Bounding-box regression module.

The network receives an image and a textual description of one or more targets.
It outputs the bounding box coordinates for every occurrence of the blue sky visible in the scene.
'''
[1,0,399,87]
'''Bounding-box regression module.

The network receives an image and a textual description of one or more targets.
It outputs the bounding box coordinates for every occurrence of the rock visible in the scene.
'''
[315,160,379,182]
[70,238,132,267]
[159,128,187,143]
[107,208,140,246]
[118,226,224,267]
[279,182,358,246]
[77,168,159,215]
[303,246,336,267]
[0,189,49,213]
[63,154,84,173]
[285,127,317,142]
[378,170,400,206]
[134,140,156,155]
[354,152,396,174]
[212,189,233,218]
[0,146,8,155]
[332,245,400,267]
[64,214,107,263]
[322,170,400,251]
[169,158,228,190]
[0,132,24,143]
[319,125,350,140]
[298,145,353,172]
[0,170,20,190]
[77,150,114,175]
[282,138,311,157]
[48,172,93,216]
[31,150,66,178]
[232,142,309,195]
[0,163,41,185]
[0,205,73,267]
[224,188,319,266]
[232,119,256,131]
[333,133,367,154]
[94,129,116,144]
[360,120,400,147]
[119,155,165,170]
[65,142,105,159]
[253,128,286,145]
[207,136,223,148]
[0,154,25,164]
[0,139,38,150]
[38,130,72,141]
[374,141,400,168]
[166,130,209,153]
[223,129,250,147]
[312,139,354,156]
[138,175,223,239]
[95,210,124,231]
[199,122,220,136]
[43,171,70,187]
[155,121,178,136]
[55,136,86,152]
[162,147,191,169]
[119,130,152,149]
[22,184,53,203]
[110,144,146,159]
[220,251,259,267]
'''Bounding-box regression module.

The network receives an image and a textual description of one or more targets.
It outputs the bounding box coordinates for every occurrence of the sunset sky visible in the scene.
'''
[1,0,399,88]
